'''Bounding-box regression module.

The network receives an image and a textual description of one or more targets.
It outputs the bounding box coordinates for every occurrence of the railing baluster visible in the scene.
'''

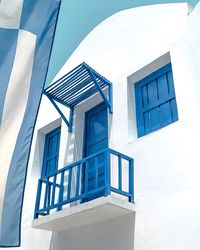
[118,155,122,191]
[105,149,111,196]
[34,179,42,219]
[76,164,81,197]
[94,156,98,190]
[85,160,89,196]
[43,177,49,211]
[129,159,134,203]
[47,181,51,215]
[57,171,64,211]
[67,168,72,201]
[51,174,57,206]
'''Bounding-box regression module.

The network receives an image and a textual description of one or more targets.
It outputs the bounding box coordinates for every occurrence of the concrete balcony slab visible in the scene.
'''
[32,195,135,232]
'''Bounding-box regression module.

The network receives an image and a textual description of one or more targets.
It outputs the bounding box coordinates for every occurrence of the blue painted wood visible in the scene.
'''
[44,92,71,108]
[59,75,92,101]
[65,81,94,103]
[34,148,134,218]
[83,102,108,201]
[68,107,74,133]
[46,63,83,93]
[42,127,61,178]
[67,168,72,200]
[57,171,64,211]
[45,94,71,129]
[76,164,81,197]
[108,84,113,113]
[51,175,57,206]
[171,98,178,121]
[129,159,134,203]
[47,182,51,214]
[34,180,42,219]
[84,161,89,195]
[43,177,50,209]
[118,156,122,191]
[58,76,91,100]
[53,69,88,96]
[83,64,111,111]
[108,148,133,161]
[135,63,178,137]
[44,63,113,139]
[68,84,105,106]
[94,156,98,189]
[44,63,112,113]
[105,149,111,196]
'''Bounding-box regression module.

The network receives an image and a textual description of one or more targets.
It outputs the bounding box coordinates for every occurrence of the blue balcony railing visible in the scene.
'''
[34,148,134,219]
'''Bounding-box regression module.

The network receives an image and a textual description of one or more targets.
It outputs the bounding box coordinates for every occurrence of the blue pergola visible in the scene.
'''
[44,62,113,132]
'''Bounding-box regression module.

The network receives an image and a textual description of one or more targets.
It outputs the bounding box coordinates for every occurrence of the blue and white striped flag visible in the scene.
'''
[0,0,60,247]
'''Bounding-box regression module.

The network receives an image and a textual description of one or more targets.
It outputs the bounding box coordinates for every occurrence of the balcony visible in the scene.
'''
[32,148,134,231]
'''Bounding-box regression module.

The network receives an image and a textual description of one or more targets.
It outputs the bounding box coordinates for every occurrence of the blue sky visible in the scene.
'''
[46,0,199,85]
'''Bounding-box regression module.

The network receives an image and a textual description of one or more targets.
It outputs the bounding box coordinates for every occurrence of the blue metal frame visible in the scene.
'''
[34,148,134,219]
[44,62,113,133]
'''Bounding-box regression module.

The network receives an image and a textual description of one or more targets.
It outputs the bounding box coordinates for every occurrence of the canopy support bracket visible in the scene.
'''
[45,93,73,132]
[83,64,113,113]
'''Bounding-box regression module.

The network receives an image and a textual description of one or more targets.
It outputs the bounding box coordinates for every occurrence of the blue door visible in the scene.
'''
[83,102,108,201]
[42,127,61,177]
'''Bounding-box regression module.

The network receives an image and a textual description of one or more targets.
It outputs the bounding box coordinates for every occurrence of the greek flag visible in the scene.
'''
[0,0,60,247]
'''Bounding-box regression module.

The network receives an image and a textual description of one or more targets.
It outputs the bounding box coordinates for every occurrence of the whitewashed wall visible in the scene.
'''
[9,2,200,250]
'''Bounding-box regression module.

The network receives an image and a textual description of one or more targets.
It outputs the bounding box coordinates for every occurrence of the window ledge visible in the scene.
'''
[32,195,135,232]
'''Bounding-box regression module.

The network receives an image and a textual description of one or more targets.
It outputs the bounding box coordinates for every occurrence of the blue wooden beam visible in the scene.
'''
[45,93,73,132]
[83,64,113,113]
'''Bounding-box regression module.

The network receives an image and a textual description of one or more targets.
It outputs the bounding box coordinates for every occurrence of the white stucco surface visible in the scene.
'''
[32,196,135,232]
[8,2,200,250]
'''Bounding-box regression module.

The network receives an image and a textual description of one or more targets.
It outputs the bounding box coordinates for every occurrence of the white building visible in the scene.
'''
[9,2,200,250]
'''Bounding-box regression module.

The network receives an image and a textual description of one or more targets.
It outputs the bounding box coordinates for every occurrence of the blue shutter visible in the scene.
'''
[135,64,178,137]
[42,127,61,177]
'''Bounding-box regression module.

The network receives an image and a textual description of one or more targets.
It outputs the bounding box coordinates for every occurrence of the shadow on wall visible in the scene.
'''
[63,131,75,166]
[49,213,135,250]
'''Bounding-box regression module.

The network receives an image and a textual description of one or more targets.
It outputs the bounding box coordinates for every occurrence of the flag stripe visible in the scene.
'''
[0,29,18,124]
[20,0,59,35]
[0,29,36,232]
[0,0,61,247]
[0,0,23,29]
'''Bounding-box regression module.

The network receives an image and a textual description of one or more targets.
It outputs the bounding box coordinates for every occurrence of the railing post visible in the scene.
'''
[105,149,111,196]
[118,155,122,191]
[67,168,72,201]
[108,84,113,114]
[85,161,89,198]
[57,172,64,211]
[51,174,57,206]
[94,156,98,190]
[129,159,134,203]
[75,164,81,198]
[34,179,42,219]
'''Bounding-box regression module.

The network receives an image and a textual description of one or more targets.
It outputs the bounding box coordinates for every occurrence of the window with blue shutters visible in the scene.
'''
[135,63,178,137]
[42,127,61,177]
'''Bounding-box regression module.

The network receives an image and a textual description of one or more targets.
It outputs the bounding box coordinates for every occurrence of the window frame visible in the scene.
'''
[134,63,178,137]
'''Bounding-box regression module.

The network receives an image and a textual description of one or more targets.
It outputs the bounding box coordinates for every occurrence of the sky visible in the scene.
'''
[46,0,199,86]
